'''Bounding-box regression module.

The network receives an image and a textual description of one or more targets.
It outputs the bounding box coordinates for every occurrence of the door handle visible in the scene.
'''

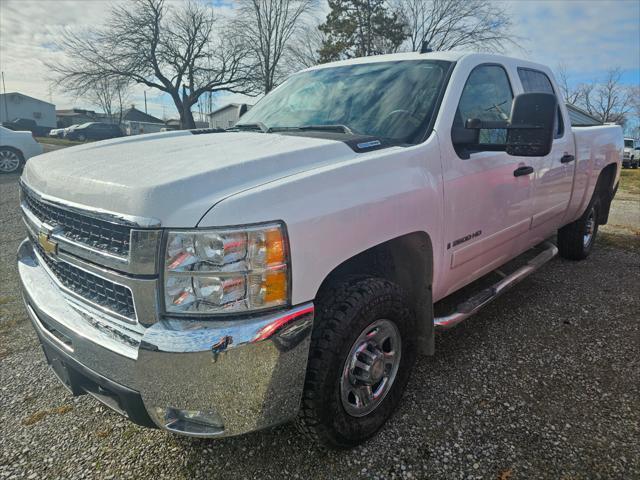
[560,154,575,163]
[513,166,534,177]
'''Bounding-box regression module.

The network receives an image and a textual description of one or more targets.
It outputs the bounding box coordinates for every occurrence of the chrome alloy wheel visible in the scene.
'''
[340,319,402,417]
[583,207,596,248]
[0,149,21,173]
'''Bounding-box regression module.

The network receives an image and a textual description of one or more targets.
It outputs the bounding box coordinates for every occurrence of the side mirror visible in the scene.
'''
[452,92,557,157]
[506,92,557,157]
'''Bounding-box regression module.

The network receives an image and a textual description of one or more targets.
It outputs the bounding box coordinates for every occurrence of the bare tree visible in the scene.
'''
[285,23,326,71]
[233,0,316,93]
[555,64,583,105]
[49,0,254,129]
[581,68,632,125]
[85,78,131,125]
[394,0,516,52]
[629,85,640,137]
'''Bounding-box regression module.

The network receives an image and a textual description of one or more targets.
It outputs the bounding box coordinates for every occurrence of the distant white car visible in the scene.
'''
[623,137,638,168]
[0,126,43,173]
[48,128,66,139]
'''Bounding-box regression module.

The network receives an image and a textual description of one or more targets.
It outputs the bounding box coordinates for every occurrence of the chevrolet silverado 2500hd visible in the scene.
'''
[17,52,622,448]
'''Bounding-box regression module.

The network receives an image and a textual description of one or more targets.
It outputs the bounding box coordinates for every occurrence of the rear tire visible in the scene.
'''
[297,276,416,449]
[558,199,600,260]
[0,147,24,174]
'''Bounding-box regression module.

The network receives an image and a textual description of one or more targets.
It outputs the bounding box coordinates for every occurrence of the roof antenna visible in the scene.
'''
[420,41,433,54]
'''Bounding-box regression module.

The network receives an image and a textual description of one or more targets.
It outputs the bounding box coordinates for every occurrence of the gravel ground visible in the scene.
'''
[1,171,639,480]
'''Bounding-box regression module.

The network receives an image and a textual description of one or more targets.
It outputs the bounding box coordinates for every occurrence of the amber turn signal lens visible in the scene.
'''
[265,228,286,266]
[262,269,288,303]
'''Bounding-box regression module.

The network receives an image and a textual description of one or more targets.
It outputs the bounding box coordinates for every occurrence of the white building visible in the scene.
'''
[0,92,56,128]
[123,120,166,136]
[208,103,252,129]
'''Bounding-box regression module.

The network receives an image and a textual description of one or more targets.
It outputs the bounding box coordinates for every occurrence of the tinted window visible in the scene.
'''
[456,64,513,145]
[518,67,563,137]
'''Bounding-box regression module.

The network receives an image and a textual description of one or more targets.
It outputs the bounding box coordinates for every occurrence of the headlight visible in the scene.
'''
[163,223,289,315]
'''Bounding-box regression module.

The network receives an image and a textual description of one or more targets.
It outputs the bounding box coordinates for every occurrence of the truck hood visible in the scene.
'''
[22,130,358,226]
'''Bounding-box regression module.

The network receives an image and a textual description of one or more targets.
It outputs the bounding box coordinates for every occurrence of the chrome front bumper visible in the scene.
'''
[17,239,314,437]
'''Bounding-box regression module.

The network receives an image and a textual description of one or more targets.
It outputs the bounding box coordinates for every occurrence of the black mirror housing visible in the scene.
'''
[506,92,557,157]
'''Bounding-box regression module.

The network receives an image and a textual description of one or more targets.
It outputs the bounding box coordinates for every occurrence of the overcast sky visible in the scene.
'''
[0,0,638,121]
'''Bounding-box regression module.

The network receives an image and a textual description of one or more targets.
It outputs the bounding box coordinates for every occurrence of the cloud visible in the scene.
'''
[0,0,115,107]
[0,0,638,120]
[501,0,640,83]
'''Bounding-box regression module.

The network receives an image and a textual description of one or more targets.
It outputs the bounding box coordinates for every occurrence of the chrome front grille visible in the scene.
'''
[34,238,136,320]
[20,181,162,324]
[21,184,131,257]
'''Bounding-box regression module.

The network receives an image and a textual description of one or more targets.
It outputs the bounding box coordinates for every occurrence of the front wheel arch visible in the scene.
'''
[314,231,435,355]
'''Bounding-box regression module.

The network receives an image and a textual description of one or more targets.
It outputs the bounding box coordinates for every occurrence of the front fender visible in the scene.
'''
[198,137,445,306]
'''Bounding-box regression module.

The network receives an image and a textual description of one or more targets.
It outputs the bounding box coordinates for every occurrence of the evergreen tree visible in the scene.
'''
[319,0,407,62]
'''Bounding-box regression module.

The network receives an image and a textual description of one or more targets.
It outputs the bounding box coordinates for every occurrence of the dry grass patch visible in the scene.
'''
[22,405,74,426]
[597,228,640,254]
[619,169,640,197]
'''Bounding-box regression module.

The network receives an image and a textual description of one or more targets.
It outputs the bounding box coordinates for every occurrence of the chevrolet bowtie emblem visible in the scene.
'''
[38,228,58,256]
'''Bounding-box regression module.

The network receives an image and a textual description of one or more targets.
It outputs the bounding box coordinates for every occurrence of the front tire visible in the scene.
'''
[297,277,416,449]
[558,199,600,260]
[0,147,23,174]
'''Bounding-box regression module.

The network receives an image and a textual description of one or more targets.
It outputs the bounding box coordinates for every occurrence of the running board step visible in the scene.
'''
[434,241,558,330]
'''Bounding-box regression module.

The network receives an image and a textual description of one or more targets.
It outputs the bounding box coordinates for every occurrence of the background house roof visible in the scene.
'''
[121,107,163,124]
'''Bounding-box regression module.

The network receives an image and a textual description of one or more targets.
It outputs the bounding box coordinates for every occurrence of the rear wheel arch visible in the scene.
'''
[0,145,24,157]
[594,163,618,225]
[315,231,435,355]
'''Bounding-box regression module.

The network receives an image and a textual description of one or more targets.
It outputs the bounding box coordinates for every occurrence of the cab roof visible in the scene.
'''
[304,51,546,72]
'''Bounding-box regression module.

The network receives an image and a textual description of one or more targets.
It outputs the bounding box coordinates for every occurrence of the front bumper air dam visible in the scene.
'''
[17,238,314,438]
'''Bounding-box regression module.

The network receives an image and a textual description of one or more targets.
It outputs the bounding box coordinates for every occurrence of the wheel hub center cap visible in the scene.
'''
[367,355,385,384]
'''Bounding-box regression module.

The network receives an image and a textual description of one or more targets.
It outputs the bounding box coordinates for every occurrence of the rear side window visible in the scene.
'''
[455,64,513,146]
[518,68,564,138]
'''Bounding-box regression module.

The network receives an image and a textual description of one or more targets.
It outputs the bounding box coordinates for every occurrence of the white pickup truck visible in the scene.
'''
[623,137,638,168]
[17,52,622,448]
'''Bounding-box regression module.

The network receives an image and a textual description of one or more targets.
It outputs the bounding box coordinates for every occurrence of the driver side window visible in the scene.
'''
[455,65,513,146]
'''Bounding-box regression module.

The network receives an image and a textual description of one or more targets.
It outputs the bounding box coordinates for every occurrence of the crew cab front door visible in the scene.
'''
[440,63,534,296]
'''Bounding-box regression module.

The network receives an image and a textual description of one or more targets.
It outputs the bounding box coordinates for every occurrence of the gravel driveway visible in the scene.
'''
[1,171,639,479]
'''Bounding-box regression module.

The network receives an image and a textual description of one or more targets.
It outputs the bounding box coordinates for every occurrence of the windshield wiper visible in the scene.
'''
[233,122,269,133]
[298,124,354,134]
[267,124,355,135]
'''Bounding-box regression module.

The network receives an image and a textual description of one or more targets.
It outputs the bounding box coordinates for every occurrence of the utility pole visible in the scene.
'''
[1,71,8,122]
[144,91,148,114]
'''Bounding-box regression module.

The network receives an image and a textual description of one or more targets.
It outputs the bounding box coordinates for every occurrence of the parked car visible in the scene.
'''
[61,123,82,138]
[17,52,622,448]
[1,118,51,137]
[622,137,638,168]
[48,128,66,139]
[0,126,43,173]
[64,122,123,141]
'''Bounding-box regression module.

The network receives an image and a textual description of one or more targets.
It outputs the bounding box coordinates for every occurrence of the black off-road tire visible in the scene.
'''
[557,198,601,260]
[296,276,417,449]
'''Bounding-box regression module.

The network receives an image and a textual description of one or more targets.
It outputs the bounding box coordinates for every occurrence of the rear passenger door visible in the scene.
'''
[517,68,575,238]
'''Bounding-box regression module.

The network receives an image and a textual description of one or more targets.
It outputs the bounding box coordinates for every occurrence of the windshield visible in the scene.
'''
[240,60,450,143]
[624,139,634,148]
